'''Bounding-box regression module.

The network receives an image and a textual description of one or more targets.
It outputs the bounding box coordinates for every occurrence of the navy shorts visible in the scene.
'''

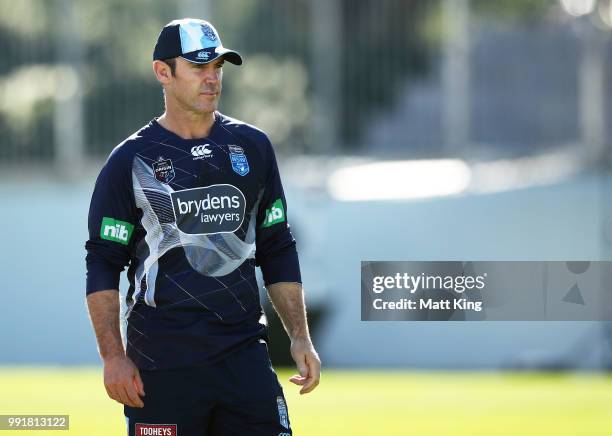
[124,340,292,436]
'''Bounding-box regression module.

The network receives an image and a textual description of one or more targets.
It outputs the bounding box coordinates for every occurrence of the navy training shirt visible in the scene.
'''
[85,112,301,370]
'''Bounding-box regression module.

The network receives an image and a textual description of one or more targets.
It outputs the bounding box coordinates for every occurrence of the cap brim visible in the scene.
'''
[181,47,243,65]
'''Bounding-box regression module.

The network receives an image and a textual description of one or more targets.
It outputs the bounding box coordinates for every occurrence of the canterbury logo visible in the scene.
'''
[191,144,212,159]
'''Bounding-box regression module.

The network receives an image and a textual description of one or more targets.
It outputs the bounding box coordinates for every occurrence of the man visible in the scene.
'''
[85,18,320,436]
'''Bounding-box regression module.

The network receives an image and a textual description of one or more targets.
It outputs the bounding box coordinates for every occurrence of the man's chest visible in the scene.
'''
[133,140,265,235]
[140,139,262,192]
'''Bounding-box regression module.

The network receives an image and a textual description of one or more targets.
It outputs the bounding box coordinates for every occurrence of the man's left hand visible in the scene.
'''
[289,337,321,395]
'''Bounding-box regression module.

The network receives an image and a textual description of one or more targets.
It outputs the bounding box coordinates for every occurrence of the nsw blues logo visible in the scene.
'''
[276,396,289,429]
[228,145,249,176]
[202,24,217,42]
[153,157,175,184]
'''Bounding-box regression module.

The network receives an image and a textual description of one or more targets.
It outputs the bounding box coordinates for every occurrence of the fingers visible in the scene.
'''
[291,344,310,379]
[134,369,146,397]
[300,376,319,394]
[103,357,145,408]
[105,380,144,408]
[117,385,133,407]
[289,374,307,385]
[105,384,119,404]
[289,346,307,385]
[297,360,308,378]
[123,382,145,408]
[289,344,321,394]
[299,352,321,395]
[106,383,129,406]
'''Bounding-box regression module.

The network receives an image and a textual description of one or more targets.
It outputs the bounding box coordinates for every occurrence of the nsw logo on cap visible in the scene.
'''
[202,24,217,42]
[179,20,220,53]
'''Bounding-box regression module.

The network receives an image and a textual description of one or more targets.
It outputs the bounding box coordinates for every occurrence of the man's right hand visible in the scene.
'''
[103,355,145,408]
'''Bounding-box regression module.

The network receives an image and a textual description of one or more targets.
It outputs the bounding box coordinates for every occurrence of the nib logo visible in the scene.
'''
[100,217,134,245]
[261,199,285,228]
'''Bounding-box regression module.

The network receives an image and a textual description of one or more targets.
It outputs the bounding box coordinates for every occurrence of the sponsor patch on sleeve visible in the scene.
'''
[100,217,134,245]
[261,199,286,228]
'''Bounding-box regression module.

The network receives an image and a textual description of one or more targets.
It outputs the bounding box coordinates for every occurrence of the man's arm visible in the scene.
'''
[266,282,321,394]
[86,290,145,408]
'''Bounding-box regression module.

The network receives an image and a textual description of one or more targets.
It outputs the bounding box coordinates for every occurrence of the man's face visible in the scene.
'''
[166,56,224,115]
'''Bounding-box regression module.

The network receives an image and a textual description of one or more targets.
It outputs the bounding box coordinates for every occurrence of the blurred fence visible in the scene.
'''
[0,0,611,170]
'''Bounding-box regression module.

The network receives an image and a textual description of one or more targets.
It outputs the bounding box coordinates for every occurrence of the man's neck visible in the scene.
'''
[157,108,216,140]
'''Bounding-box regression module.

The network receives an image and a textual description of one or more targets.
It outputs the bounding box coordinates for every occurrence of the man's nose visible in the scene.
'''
[203,68,219,82]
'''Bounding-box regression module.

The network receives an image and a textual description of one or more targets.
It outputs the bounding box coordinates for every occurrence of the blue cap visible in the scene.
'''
[153,18,243,65]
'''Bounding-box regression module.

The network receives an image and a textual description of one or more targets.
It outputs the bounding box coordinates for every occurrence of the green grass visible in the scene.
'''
[0,368,611,435]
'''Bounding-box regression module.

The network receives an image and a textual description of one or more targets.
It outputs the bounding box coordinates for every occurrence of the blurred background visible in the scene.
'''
[1,0,612,434]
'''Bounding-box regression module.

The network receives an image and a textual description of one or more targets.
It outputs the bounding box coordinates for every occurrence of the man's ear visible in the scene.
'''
[152,60,172,85]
